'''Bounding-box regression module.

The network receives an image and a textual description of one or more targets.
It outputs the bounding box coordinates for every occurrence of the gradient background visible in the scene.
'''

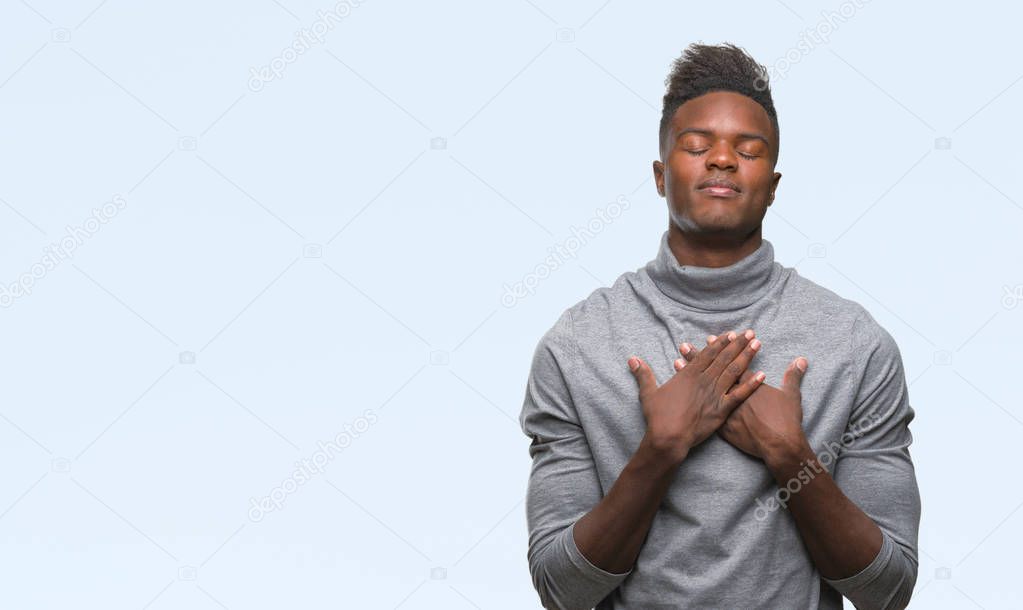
[1,0,1019,608]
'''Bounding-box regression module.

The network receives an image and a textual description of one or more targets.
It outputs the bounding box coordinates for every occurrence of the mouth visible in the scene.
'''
[697,178,741,198]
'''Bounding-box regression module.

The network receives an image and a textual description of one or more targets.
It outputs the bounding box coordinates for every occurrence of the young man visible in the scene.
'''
[519,43,920,609]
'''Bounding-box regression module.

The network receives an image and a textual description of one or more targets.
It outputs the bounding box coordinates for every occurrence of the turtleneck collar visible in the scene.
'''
[645,230,785,312]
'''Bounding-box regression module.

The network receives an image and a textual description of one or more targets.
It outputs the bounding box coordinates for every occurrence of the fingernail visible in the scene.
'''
[680,343,691,355]
[796,358,807,372]
[744,329,755,340]
[628,357,639,371]
[750,338,761,350]
[674,358,685,369]
[708,335,717,344]
[756,371,765,382]
[727,331,737,341]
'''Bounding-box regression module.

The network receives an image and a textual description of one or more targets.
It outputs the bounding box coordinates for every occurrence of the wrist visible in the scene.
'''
[763,434,814,478]
[637,432,690,470]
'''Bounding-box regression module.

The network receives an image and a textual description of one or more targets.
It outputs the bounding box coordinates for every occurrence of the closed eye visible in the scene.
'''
[685,149,758,161]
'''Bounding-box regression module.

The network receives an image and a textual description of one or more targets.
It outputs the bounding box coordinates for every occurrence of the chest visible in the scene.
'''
[567,316,860,482]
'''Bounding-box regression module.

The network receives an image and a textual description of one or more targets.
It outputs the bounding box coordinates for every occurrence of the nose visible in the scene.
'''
[706,140,737,171]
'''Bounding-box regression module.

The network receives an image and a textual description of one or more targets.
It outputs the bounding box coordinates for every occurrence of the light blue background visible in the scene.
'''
[0,0,1019,608]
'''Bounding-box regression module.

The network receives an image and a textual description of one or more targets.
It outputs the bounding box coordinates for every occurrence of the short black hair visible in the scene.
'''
[658,43,779,161]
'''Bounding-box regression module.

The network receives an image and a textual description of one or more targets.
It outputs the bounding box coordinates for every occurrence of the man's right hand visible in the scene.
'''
[628,329,765,466]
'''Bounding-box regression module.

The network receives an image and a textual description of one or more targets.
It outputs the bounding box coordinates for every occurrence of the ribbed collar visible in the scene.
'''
[645,230,784,312]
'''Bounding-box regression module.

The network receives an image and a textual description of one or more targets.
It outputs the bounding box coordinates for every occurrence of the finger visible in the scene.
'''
[782,357,807,395]
[628,356,658,401]
[721,369,767,411]
[704,329,753,381]
[713,333,761,394]
[673,357,686,371]
[677,342,697,362]
[725,369,753,393]
[692,332,733,371]
[712,331,761,393]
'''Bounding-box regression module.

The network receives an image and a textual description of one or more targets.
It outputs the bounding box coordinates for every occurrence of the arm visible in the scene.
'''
[763,442,887,582]
[521,320,763,609]
[690,318,920,609]
[519,313,638,610]
[805,316,921,609]
[572,438,684,577]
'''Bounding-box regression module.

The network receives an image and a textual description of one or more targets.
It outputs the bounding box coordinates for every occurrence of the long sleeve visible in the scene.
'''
[519,311,631,610]
[822,312,922,609]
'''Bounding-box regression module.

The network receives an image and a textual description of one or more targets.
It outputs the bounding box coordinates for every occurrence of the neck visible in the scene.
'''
[666,223,763,268]
[646,225,783,312]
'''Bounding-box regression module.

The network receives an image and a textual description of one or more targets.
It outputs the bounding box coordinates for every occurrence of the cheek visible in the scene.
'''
[746,171,776,193]
[668,158,702,183]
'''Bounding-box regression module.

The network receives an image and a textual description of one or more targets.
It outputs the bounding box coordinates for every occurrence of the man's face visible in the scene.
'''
[653,91,781,237]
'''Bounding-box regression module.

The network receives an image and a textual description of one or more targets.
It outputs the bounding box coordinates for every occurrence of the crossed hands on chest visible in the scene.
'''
[627,329,808,467]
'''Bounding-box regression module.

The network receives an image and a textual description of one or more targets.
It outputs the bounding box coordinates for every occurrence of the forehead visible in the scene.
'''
[670,90,773,139]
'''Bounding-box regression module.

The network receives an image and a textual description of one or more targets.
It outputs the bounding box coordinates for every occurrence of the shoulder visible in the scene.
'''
[782,270,904,375]
[534,307,576,353]
[849,305,904,382]
[560,267,645,334]
[783,270,865,328]
[786,271,897,343]
[797,273,907,389]
[529,266,644,372]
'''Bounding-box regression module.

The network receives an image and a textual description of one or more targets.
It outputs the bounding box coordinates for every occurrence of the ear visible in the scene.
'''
[653,160,665,197]
[767,171,781,207]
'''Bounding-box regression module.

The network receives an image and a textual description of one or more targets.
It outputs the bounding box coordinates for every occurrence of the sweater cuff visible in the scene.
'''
[563,522,633,583]
[822,532,894,592]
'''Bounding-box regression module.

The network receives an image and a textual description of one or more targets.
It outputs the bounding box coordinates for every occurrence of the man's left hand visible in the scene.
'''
[675,336,808,462]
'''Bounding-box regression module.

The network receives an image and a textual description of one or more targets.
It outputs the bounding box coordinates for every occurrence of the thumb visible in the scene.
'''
[782,357,807,394]
[628,356,658,400]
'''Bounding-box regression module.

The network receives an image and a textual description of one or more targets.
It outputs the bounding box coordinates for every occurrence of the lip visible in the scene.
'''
[698,185,741,198]
[697,178,741,197]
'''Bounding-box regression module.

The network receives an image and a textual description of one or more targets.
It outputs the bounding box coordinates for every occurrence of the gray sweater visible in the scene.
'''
[519,231,921,609]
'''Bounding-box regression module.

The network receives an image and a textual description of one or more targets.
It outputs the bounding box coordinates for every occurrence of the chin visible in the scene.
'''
[673,209,740,230]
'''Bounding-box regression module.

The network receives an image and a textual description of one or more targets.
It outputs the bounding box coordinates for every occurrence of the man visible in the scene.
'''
[518,43,920,609]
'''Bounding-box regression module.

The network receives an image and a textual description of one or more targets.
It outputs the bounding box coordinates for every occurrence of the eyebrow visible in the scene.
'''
[676,128,770,147]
